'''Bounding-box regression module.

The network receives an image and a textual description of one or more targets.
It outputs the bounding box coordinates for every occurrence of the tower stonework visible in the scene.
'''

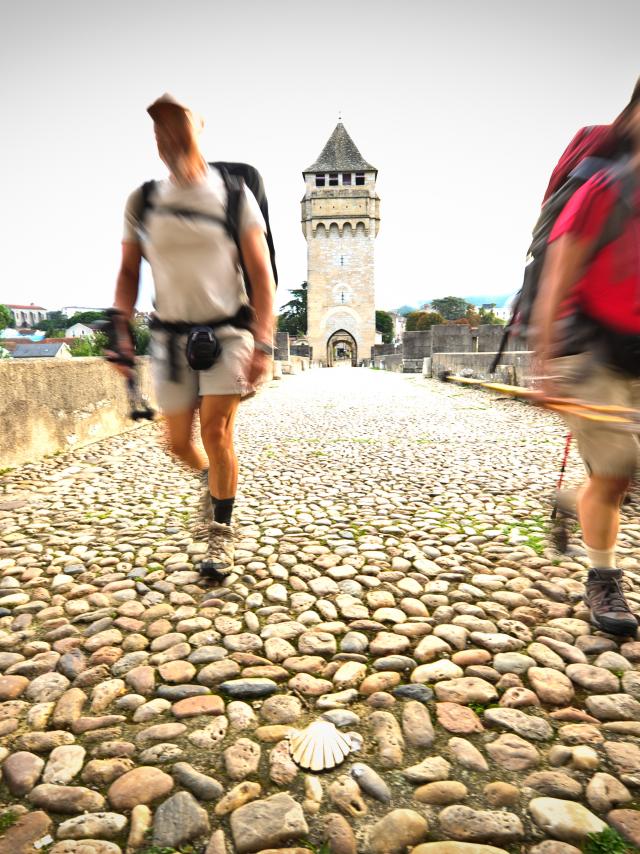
[301,123,380,366]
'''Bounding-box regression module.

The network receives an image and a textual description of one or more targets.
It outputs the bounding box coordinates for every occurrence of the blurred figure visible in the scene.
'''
[532,78,640,636]
[109,94,276,579]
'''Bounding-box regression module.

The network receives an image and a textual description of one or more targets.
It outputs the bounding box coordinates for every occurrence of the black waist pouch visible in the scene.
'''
[566,312,640,376]
[602,328,640,376]
[186,326,222,371]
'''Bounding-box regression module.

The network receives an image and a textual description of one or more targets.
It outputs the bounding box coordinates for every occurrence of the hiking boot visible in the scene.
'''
[200,469,213,522]
[584,568,638,636]
[192,520,234,582]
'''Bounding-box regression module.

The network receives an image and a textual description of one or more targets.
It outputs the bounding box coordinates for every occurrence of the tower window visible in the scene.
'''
[315,175,325,187]
[328,173,339,186]
[355,172,365,185]
[342,173,352,186]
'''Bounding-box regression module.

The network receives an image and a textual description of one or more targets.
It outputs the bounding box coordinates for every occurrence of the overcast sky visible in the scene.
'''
[1,0,638,314]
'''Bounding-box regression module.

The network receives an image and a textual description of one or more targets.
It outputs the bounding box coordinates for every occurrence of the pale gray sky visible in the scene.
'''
[1,0,638,314]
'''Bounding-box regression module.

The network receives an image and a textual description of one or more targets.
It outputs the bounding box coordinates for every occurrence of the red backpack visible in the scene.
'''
[491,124,634,372]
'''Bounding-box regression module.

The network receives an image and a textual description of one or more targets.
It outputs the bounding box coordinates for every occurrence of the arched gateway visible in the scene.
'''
[301,122,380,366]
[327,329,357,366]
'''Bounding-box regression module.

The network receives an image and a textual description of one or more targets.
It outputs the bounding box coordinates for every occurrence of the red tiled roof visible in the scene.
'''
[6,304,47,310]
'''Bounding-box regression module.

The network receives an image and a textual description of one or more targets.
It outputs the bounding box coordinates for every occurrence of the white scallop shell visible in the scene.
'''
[288,720,355,771]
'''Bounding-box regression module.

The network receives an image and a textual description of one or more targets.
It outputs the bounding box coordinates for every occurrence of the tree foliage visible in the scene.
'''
[477,306,505,326]
[405,311,444,332]
[0,305,12,332]
[430,296,471,320]
[67,310,105,327]
[38,311,71,337]
[277,282,307,337]
[69,332,107,357]
[132,321,151,356]
[375,311,394,344]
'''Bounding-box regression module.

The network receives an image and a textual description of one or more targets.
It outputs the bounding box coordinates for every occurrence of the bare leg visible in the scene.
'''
[578,474,630,550]
[199,395,241,499]
[163,408,208,472]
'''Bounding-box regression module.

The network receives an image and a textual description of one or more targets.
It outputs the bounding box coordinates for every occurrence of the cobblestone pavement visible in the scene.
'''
[2,367,640,854]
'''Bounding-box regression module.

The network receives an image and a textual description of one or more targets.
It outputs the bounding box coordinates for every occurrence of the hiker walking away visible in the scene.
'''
[108,93,276,578]
[531,78,640,636]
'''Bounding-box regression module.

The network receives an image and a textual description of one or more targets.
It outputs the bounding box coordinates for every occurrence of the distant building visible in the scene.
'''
[388,311,407,343]
[66,323,94,338]
[13,342,72,359]
[6,304,48,327]
[492,294,517,322]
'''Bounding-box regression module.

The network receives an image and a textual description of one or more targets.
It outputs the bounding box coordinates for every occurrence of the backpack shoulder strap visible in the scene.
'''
[138,180,157,229]
[210,161,278,287]
[592,161,635,255]
[212,163,252,299]
[214,164,244,246]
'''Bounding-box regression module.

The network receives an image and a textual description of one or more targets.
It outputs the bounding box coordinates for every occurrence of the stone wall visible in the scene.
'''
[430,351,533,385]
[376,355,404,373]
[477,324,506,352]
[403,330,433,360]
[371,343,400,361]
[0,358,155,468]
[275,332,290,362]
[432,325,473,353]
[373,324,516,372]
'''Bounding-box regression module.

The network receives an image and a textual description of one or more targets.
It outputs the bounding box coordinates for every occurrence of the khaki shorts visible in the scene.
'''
[150,325,254,414]
[548,353,640,478]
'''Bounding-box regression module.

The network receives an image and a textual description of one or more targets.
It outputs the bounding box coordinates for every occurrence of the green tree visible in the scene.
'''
[69,331,107,357]
[67,310,105,327]
[39,311,71,337]
[132,322,151,355]
[375,310,394,344]
[430,296,471,320]
[0,304,12,332]
[478,307,505,325]
[277,282,307,337]
[405,312,421,332]
[417,311,444,330]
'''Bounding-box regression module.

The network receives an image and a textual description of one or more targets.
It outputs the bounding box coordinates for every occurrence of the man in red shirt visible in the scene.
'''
[533,84,640,636]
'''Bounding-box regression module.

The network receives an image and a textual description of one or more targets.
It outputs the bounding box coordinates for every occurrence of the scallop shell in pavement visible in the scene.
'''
[288,720,357,771]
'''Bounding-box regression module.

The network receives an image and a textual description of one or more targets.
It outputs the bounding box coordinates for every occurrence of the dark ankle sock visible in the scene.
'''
[211,495,234,525]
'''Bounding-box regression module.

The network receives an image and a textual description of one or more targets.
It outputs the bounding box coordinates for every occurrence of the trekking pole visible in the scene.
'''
[126,369,155,422]
[98,309,155,422]
[549,432,574,553]
[438,371,640,429]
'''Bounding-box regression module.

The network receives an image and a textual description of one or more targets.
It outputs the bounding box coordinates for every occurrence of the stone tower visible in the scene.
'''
[301,123,380,366]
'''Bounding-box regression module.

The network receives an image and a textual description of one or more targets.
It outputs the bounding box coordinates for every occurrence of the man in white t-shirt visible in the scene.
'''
[109,93,275,578]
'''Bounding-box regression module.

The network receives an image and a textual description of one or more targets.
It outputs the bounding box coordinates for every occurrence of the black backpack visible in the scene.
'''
[490,155,631,372]
[137,161,278,300]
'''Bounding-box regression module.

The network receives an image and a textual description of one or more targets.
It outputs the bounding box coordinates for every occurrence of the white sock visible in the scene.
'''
[583,542,616,570]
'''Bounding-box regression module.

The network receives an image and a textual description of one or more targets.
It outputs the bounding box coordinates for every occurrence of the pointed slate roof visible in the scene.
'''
[305,122,376,173]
